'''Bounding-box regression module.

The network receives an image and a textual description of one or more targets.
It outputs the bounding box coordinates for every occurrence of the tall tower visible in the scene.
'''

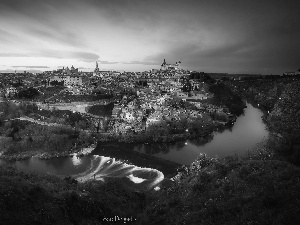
[93,61,100,76]
[178,59,181,69]
[94,61,99,73]
[160,59,167,71]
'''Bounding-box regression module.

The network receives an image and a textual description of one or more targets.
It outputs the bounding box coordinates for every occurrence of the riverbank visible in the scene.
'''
[95,121,231,144]
[0,115,230,171]
[0,141,96,161]
[0,97,240,168]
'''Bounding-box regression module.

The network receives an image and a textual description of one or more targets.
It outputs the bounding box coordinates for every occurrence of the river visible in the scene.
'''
[133,102,269,165]
[1,102,269,188]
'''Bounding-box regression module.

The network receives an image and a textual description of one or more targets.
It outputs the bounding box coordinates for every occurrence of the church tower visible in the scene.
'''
[160,59,167,71]
[95,61,99,72]
[177,59,181,69]
[93,61,100,76]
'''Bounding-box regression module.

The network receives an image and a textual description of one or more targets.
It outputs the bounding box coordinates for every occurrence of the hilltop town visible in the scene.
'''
[1,60,299,160]
[0,60,243,143]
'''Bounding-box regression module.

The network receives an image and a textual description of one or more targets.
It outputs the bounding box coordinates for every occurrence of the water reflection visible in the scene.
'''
[133,141,191,155]
[144,143,170,154]
[189,135,214,147]
[133,103,269,165]
[71,154,82,166]
[74,155,164,191]
[14,157,90,176]
[216,124,233,133]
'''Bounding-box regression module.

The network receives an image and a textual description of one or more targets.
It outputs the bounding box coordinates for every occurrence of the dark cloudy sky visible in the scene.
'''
[0,0,299,74]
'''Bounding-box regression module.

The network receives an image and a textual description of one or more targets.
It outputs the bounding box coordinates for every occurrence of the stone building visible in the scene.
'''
[48,65,88,86]
[160,59,181,71]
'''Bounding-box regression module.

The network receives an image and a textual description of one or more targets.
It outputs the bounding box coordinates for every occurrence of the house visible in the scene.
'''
[67,86,88,95]
[49,74,88,86]
[120,110,136,123]
[283,72,297,76]
[176,92,189,98]
[111,104,122,118]
[127,100,137,110]
[5,87,18,97]
[189,110,202,118]
[111,121,131,134]
[101,76,112,83]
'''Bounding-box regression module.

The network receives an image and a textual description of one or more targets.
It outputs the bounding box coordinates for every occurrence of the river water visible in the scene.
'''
[134,102,269,165]
[1,103,269,187]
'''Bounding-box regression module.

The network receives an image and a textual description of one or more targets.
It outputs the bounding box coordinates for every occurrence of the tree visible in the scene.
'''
[146,121,171,141]
[182,81,192,92]
[1,101,22,119]
[66,112,83,126]
[76,120,87,130]
[50,80,64,86]
[17,87,39,99]
[167,98,184,109]
[209,83,245,115]
[189,72,214,83]
[19,102,38,115]
[267,81,300,163]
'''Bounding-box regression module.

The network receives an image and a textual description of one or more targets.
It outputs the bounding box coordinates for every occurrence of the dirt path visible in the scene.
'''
[15,116,92,134]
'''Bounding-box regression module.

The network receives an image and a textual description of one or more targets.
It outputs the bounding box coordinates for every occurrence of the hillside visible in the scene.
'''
[0,164,146,225]
[141,155,300,224]
[1,154,300,224]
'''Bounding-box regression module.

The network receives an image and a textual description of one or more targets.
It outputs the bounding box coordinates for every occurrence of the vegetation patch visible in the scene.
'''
[0,165,146,225]
[140,154,300,225]
[87,102,114,117]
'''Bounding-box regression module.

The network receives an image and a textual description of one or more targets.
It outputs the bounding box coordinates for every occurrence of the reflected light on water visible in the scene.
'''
[154,186,161,191]
[136,103,269,165]
[127,174,146,183]
[75,155,164,191]
[71,154,82,166]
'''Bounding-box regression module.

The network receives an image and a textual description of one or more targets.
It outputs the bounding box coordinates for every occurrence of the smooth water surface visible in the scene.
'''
[13,155,92,176]
[134,103,269,165]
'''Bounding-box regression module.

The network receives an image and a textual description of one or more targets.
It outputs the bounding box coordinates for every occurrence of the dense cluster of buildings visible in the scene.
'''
[48,66,88,86]
[283,68,300,76]
[0,60,243,134]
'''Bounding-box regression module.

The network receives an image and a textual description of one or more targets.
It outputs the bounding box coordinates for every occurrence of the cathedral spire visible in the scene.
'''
[94,61,100,74]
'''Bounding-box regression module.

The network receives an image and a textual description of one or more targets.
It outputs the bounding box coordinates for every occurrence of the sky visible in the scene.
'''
[0,0,299,74]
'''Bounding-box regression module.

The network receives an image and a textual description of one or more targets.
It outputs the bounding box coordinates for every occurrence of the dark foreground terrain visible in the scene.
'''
[1,153,300,225]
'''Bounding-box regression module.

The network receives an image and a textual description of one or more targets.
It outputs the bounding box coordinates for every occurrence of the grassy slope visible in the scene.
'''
[141,156,300,225]
[0,119,94,160]
[0,165,146,225]
[1,155,300,225]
